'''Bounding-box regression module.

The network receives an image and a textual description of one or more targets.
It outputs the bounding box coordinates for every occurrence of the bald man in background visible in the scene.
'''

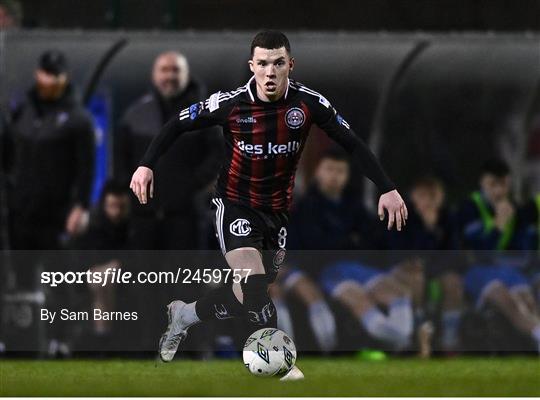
[116,51,222,250]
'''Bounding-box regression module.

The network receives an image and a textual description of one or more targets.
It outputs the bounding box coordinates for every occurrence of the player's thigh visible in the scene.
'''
[211,197,265,257]
[260,211,289,282]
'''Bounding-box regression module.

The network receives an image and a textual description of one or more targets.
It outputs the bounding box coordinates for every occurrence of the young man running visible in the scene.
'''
[130,31,407,374]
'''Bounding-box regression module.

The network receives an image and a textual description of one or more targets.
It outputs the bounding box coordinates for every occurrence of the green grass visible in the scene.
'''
[1,357,539,396]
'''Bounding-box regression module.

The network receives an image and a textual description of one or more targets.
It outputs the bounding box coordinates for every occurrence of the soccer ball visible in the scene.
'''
[243,328,297,377]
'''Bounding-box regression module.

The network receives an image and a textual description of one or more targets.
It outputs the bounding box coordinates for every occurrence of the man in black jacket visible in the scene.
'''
[116,51,222,249]
[7,50,95,255]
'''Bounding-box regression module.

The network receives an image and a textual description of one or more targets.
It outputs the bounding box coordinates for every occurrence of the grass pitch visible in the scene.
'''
[1,357,539,396]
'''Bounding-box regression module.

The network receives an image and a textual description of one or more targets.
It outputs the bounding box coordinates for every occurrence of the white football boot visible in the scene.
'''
[280,365,305,381]
[158,300,194,362]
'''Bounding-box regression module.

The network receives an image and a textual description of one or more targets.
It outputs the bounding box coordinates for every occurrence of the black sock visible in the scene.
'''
[195,284,243,321]
[241,274,277,329]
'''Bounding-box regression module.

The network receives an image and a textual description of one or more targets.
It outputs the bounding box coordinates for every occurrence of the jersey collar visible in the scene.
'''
[247,76,291,104]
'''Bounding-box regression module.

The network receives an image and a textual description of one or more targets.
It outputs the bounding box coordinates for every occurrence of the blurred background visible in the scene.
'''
[0,0,539,360]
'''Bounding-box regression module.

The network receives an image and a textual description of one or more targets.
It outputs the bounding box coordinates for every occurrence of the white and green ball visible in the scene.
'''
[242,328,297,377]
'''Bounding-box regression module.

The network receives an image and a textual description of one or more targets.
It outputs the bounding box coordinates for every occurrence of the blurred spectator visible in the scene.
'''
[278,266,338,353]
[388,176,455,250]
[289,147,380,250]
[456,158,517,251]
[388,176,464,352]
[284,148,383,352]
[74,179,131,251]
[457,159,540,352]
[3,50,95,357]
[0,0,21,29]
[71,180,131,343]
[115,51,222,249]
[319,260,414,351]
[6,49,94,254]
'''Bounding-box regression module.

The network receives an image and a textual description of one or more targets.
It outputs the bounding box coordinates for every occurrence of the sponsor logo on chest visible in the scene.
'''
[237,140,300,156]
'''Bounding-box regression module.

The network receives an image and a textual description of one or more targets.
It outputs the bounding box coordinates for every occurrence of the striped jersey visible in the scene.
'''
[140,77,393,212]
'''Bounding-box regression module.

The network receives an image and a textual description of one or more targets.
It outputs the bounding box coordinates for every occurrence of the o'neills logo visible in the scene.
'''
[236,116,257,124]
[237,140,300,155]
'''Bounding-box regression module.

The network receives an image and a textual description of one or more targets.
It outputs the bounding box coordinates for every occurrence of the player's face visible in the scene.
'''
[249,46,294,102]
[315,158,349,197]
[34,69,67,100]
[152,53,189,99]
[480,174,511,204]
[103,193,131,225]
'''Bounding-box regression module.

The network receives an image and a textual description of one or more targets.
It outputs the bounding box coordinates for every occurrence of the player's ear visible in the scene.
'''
[289,57,295,72]
[248,59,255,73]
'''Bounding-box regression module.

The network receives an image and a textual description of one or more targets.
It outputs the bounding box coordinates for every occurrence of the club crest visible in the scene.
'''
[285,107,305,129]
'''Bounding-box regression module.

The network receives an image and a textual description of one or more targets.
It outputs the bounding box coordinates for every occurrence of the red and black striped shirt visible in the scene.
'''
[140,78,394,212]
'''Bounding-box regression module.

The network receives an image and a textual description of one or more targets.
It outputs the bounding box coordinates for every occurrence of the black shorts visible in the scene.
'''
[210,197,288,281]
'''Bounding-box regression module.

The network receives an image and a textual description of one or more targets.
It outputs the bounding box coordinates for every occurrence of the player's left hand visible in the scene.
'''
[378,189,408,231]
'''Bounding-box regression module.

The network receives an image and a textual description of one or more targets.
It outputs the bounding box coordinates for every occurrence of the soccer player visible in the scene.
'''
[130,31,407,373]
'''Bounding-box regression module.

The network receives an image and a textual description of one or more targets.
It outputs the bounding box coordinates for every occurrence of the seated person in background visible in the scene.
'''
[319,260,414,351]
[457,158,517,251]
[388,176,464,352]
[275,266,337,353]
[289,147,379,250]
[457,158,540,352]
[282,148,382,352]
[72,180,132,339]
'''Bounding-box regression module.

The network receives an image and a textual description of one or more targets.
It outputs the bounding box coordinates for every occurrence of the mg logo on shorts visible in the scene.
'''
[230,218,252,236]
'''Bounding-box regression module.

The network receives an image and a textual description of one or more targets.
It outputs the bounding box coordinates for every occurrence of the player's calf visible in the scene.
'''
[242,273,277,330]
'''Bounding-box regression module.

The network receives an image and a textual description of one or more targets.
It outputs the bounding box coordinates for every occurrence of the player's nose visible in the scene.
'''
[265,65,276,76]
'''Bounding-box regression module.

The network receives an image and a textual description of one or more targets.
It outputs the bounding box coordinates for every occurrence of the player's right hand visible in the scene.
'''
[130,166,154,204]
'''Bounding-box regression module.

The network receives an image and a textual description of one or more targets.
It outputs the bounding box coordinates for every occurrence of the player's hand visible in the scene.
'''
[130,166,154,204]
[378,189,408,231]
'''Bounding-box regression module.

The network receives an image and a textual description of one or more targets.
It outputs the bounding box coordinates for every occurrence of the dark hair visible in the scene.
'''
[250,30,291,56]
[480,158,510,178]
[412,175,443,191]
[319,146,349,164]
[99,179,129,204]
[39,50,68,75]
